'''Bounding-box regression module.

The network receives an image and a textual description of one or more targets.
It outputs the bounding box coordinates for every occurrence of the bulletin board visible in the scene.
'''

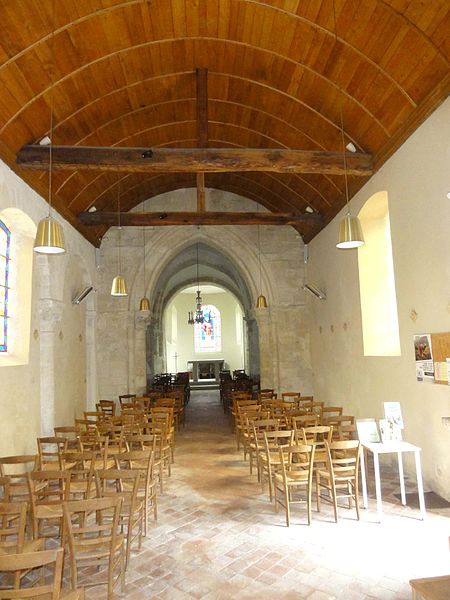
[431,332,450,385]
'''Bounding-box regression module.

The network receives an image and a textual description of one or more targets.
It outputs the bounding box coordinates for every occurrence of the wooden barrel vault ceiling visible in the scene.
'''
[0,0,449,246]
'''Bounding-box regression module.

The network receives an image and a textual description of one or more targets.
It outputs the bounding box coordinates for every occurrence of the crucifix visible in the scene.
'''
[172,352,179,372]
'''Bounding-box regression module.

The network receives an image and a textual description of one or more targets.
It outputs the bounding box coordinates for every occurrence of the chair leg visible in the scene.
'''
[331,479,338,523]
[354,481,360,521]
[285,485,290,527]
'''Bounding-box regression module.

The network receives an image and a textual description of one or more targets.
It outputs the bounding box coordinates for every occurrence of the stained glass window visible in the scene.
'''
[0,220,11,352]
[194,304,222,353]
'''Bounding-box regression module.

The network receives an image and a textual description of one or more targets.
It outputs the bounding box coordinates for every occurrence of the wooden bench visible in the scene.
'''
[409,574,450,599]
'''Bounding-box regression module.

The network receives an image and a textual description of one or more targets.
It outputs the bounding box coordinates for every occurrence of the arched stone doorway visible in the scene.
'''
[145,242,260,385]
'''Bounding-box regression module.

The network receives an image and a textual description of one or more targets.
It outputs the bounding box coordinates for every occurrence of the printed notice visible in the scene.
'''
[414,334,434,383]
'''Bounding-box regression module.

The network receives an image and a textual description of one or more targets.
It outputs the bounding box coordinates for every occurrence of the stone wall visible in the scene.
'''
[0,160,97,455]
[96,189,313,398]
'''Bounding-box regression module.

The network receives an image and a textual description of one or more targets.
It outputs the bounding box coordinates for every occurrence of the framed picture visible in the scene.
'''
[356,418,381,444]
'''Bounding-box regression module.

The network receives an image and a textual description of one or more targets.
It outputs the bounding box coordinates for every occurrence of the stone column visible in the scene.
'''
[85,307,98,410]
[134,311,152,393]
[39,298,63,436]
[254,308,277,390]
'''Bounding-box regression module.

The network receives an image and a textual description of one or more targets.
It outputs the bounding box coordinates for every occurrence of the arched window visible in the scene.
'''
[194,304,222,353]
[0,220,11,352]
[0,208,35,366]
[358,192,401,356]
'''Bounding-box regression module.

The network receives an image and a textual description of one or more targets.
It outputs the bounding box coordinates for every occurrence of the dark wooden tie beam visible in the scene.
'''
[17,146,373,176]
[78,211,323,227]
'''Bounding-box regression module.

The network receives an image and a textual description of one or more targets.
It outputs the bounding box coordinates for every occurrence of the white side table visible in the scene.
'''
[359,441,426,522]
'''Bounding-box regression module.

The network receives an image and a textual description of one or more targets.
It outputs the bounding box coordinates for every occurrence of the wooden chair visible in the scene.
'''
[36,437,68,470]
[316,440,361,523]
[63,497,125,599]
[0,547,84,599]
[409,575,450,600]
[26,470,71,541]
[249,419,279,478]
[115,449,158,535]
[273,444,315,526]
[0,501,44,586]
[96,399,116,417]
[291,414,319,435]
[119,394,137,410]
[321,406,344,420]
[54,426,81,449]
[259,389,276,400]
[240,410,271,461]
[281,392,301,403]
[260,430,295,501]
[61,451,97,500]
[323,415,356,439]
[0,455,38,502]
[299,425,333,477]
[236,405,262,452]
[95,469,144,568]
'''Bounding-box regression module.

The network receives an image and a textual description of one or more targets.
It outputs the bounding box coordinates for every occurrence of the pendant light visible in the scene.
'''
[256,207,268,308]
[111,177,128,297]
[138,201,150,311]
[334,0,364,250]
[34,0,65,255]
[187,243,206,325]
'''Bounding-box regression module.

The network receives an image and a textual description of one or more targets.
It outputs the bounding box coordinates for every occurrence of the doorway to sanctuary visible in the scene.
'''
[164,285,245,388]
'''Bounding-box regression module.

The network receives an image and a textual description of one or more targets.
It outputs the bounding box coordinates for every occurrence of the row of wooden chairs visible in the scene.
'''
[0,433,165,598]
[233,407,361,527]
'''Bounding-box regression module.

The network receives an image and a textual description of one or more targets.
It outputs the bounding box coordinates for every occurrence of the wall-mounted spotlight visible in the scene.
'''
[72,286,94,305]
[303,283,326,300]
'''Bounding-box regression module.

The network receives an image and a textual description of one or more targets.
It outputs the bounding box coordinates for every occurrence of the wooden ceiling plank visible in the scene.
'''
[17,145,373,176]
[78,210,323,227]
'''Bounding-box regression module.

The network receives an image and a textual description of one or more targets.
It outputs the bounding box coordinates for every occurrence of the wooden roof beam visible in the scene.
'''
[78,211,323,227]
[196,67,208,212]
[17,146,373,176]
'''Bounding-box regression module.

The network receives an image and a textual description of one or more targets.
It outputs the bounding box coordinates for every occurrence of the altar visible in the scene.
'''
[187,359,225,384]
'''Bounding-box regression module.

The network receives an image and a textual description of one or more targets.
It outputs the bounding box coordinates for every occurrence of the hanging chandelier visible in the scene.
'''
[187,243,210,325]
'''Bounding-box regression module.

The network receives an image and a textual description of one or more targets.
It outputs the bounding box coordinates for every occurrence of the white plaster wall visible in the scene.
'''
[0,160,97,453]
[97,189,313,398]
[309,98,450,500]
[164,290,245,373]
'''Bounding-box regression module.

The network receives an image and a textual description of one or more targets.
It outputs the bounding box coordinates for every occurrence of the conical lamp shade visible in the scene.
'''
[256,294,268,309]
[34,216,65,254]
[336,214,365,249]
[139,296,150,311]
[111,275,128,297]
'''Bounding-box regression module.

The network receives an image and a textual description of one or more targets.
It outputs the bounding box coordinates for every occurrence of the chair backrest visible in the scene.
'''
[37,437,68,470]
[0,501,27,554]
[300,426,333,447]
[95,469,140,510]
[325,440,360,479]
[321,406,344,418]
[27,470,71,507]
[96,399,116,416]
[155,398,176,408]
[291,414,319,427]
[0,455,37,500]
[0,548,65,599]
[323,415,355,427]
[125,434,157,452]
[281,392,301,402]
[119,394,137,407]
[278,444,315,483]
[263,430,295,453]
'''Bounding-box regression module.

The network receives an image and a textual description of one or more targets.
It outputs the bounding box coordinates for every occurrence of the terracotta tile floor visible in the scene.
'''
[86,391,450,599]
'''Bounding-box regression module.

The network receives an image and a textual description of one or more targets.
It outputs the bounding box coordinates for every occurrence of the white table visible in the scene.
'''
[359,441,426,522]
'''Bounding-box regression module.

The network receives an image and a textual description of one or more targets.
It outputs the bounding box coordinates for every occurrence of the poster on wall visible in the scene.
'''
[414,334,434,383]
